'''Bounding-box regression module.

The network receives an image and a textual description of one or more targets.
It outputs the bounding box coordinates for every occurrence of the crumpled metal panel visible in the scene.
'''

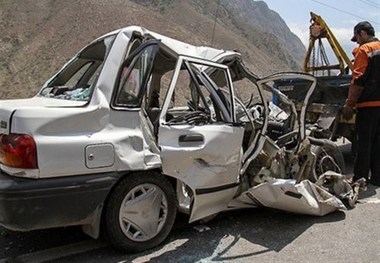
[160,124,244,189]
[247,178,346,216]
[315,171,366,208]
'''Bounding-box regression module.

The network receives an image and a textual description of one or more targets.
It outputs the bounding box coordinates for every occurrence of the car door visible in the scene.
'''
[257,72,317,144]
[158,56,245,222]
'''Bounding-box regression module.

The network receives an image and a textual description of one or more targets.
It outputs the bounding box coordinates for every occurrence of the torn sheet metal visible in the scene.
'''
[315,171,367,208]
[246,178,347,216]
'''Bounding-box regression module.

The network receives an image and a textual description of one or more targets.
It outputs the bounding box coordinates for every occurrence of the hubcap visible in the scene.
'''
[119,183,168,242]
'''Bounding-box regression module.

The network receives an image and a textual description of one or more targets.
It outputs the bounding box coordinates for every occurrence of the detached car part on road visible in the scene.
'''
[0,26,364,252]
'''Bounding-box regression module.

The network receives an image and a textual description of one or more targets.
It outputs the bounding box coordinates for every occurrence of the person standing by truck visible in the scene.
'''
[342,21,380,186]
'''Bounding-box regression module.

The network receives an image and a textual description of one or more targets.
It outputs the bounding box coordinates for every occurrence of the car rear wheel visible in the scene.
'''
[103,172,177,252]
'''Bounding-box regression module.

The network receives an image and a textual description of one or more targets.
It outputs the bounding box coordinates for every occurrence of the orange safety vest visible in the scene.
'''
[352,38,380,108]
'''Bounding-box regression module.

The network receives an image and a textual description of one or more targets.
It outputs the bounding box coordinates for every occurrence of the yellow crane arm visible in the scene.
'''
[304,12,353,75]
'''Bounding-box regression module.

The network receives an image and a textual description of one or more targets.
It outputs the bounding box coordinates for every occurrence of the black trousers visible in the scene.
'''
[354,107,380,185]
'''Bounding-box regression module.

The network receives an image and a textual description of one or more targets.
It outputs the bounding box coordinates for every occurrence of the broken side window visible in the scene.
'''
[38,34,116,101]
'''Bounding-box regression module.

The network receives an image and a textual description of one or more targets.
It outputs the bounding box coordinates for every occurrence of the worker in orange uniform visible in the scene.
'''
[343,21,380,186]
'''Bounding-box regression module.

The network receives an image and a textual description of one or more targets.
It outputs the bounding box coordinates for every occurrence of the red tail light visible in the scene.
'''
[0,133,38,169]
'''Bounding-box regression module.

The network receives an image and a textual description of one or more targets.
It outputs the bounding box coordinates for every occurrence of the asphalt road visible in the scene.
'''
[1,143,379,263]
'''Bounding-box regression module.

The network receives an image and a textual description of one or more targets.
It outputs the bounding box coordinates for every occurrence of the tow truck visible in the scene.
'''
[275,12,356,174]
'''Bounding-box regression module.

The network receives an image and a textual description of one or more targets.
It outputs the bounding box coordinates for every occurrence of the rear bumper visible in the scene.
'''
[0,170,121,231]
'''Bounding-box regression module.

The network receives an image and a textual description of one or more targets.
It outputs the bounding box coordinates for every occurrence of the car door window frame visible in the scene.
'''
[159,56,235,126]
[112,40,160,109]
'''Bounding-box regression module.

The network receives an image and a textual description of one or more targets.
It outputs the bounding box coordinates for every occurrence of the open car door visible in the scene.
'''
[158,56,245,222]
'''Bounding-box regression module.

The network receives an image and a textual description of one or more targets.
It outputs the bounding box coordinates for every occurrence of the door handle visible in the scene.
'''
[179,134,204,143]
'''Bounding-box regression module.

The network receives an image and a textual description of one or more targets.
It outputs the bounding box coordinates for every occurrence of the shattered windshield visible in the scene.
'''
[38,34,116,101]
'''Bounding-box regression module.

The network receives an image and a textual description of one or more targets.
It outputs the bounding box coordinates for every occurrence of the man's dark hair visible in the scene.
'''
[351,21,375,41]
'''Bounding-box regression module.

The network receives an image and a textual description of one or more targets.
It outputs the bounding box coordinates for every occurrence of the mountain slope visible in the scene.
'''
[0,0,306,99]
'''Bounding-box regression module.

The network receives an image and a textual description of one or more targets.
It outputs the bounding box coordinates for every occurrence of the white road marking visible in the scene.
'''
[127,239,188,263]
[361,198,380,204]
[0,240,107,263]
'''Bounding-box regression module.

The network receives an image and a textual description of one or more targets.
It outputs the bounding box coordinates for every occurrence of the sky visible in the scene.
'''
[261,0,380,62]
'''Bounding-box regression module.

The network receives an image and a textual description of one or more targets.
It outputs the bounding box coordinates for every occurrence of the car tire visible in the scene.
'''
[103,172,177,252]
[311,143,345,179]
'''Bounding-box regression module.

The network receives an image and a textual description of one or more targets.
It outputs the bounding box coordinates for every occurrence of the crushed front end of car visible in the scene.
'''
[225,67,366,215]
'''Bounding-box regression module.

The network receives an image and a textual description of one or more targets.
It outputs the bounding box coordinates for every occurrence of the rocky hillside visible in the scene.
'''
[0,0,306,99]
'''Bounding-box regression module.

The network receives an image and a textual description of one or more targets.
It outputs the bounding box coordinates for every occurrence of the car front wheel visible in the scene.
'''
[103,172,177,252]
[311,143,345,180]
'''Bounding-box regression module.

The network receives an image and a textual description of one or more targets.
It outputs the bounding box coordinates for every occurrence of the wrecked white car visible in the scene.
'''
[0,26,363,252]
